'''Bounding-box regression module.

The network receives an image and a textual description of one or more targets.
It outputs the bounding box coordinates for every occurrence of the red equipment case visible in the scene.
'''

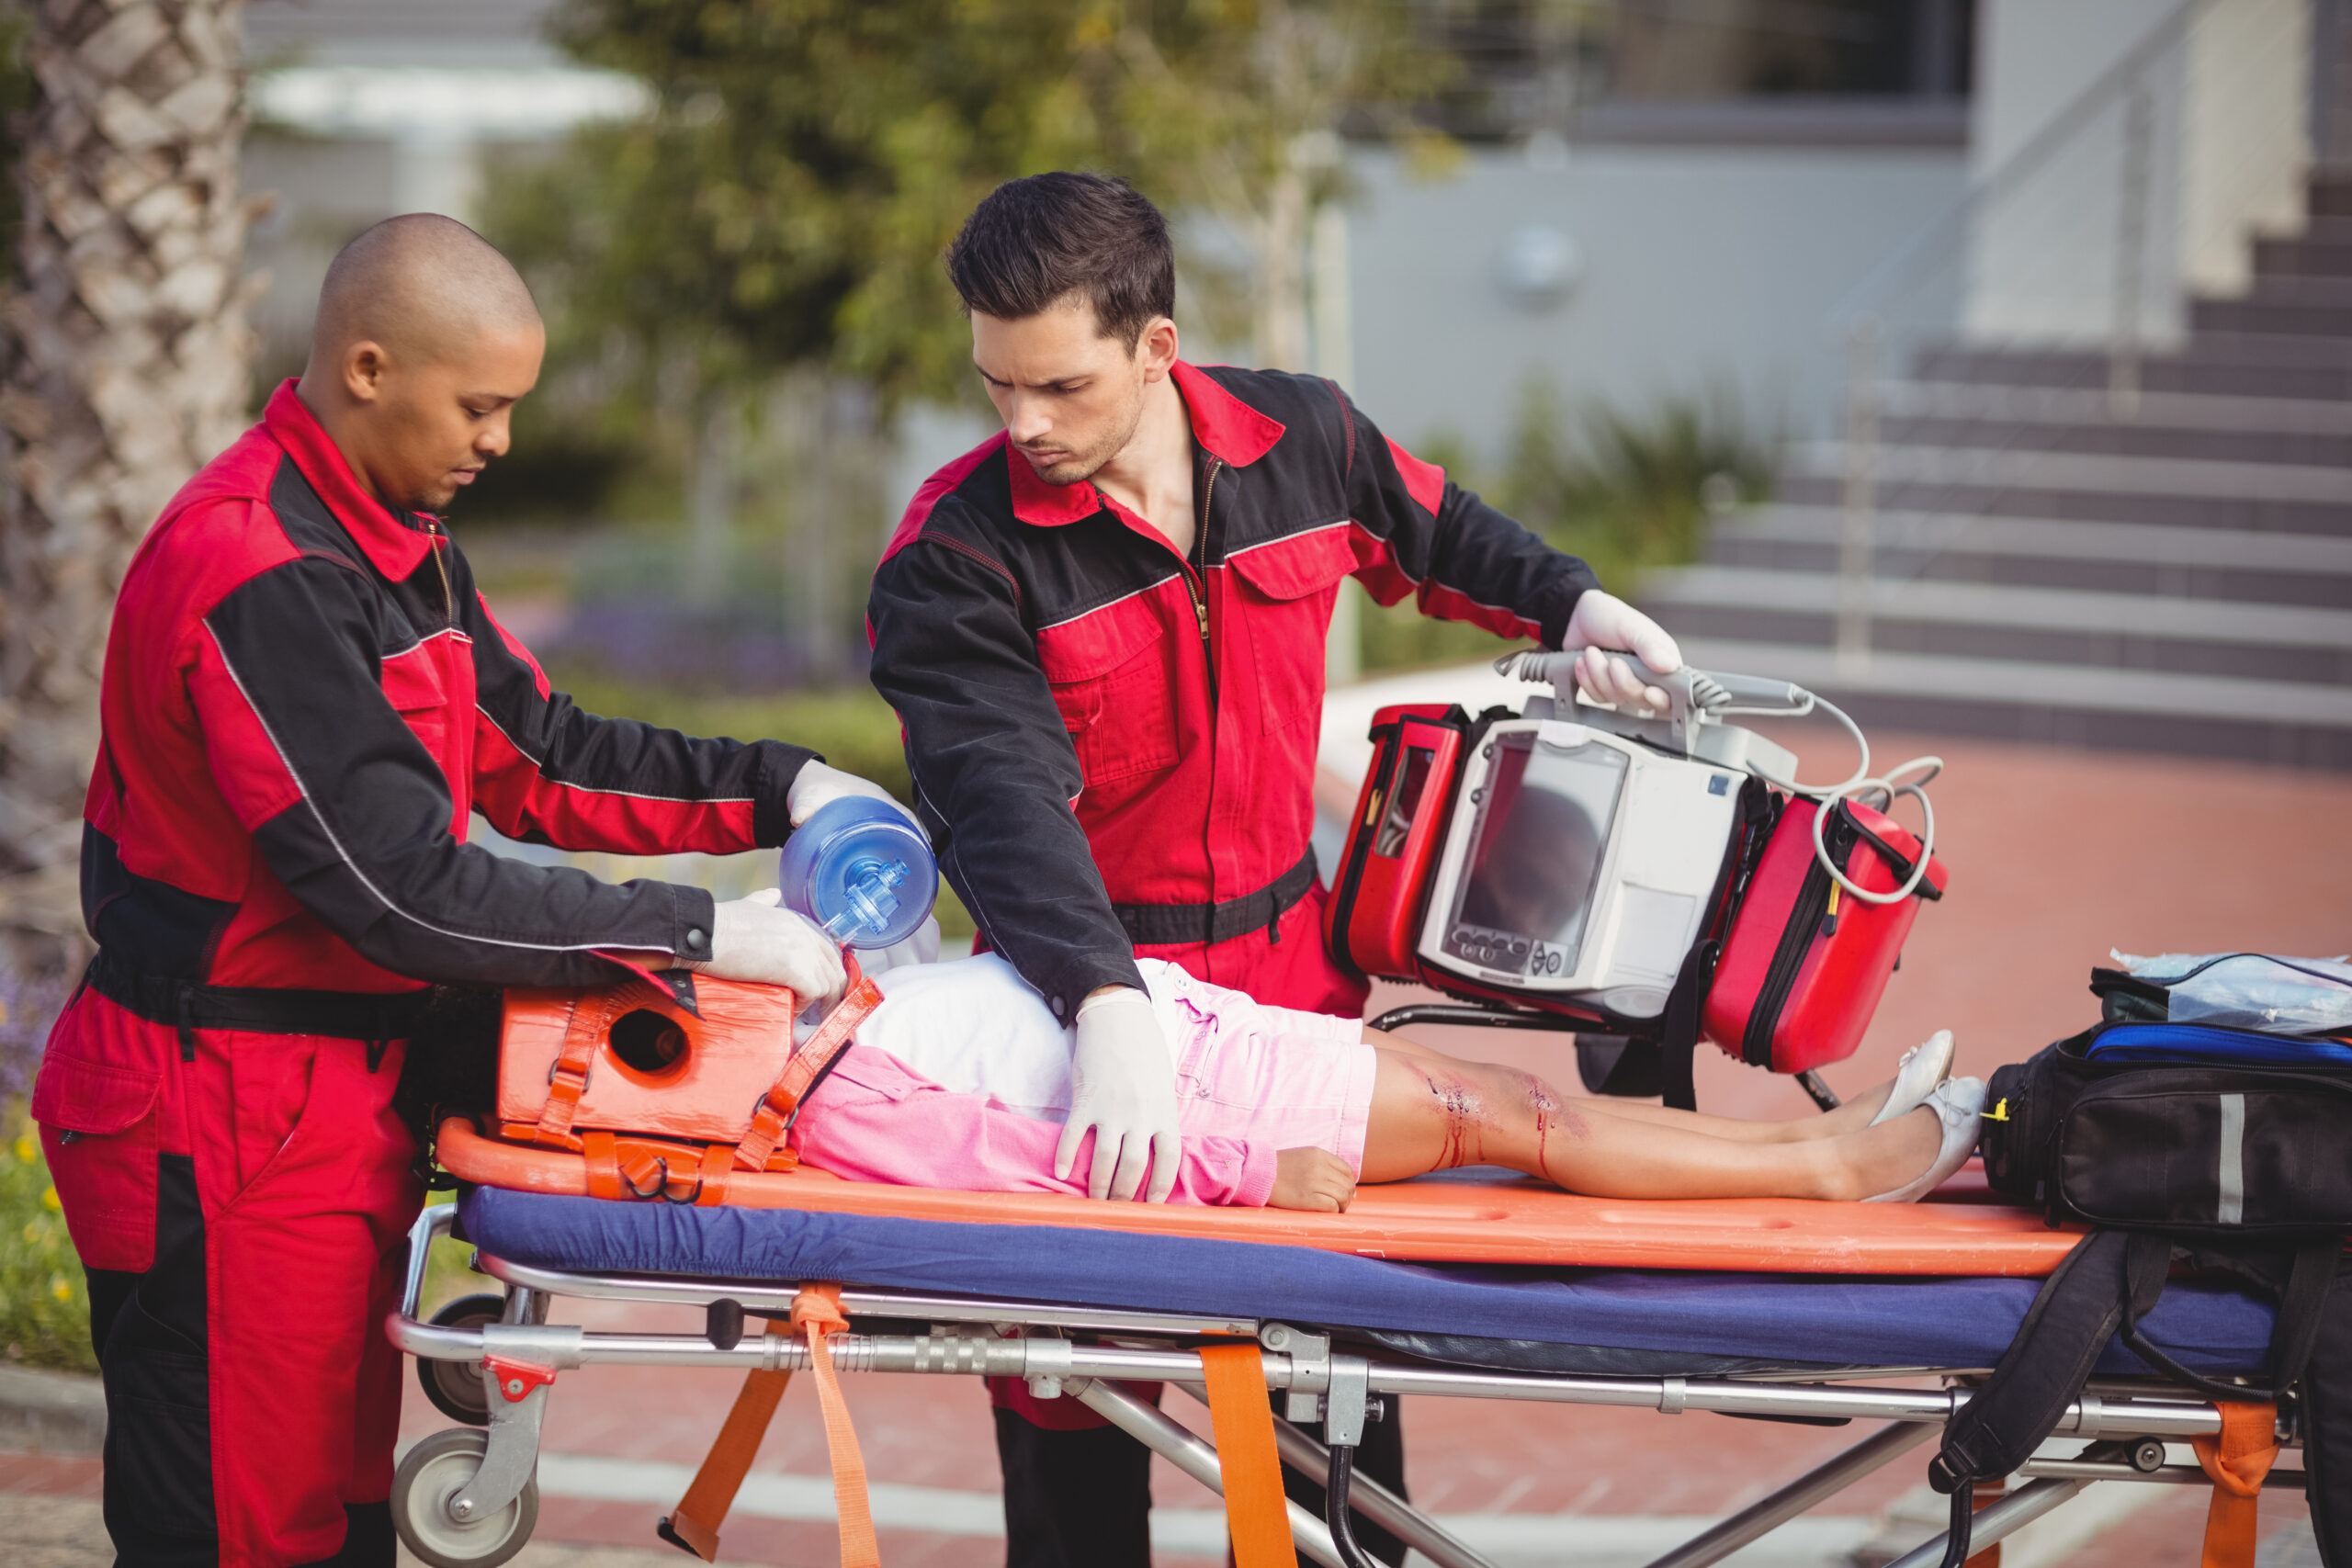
[1325,704,1469,982]
[1701,796,1946,1076]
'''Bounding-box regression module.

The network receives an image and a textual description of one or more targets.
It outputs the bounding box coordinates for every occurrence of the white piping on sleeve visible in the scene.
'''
[205,621,653,959]
[472,703,755,807]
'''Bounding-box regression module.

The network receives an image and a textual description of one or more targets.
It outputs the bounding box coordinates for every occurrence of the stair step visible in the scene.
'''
[1783,441,2352,504]
[1882,380,2352,435]
[1911,337,2352,401]
[1650,638,2352,767]
[2251,234,2352,280]
[1871,380,2352,467]
[2190,296,2352,339]
[1645,566,2352,653]
[1706,505,2352,605]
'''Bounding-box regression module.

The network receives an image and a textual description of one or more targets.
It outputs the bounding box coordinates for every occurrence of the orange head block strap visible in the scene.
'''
[2191,1400,2278,1568]
[532,990,611,1145]
[734,957,883,1173]
[792,1283,877,1568]
[1201,1341,1299,1568]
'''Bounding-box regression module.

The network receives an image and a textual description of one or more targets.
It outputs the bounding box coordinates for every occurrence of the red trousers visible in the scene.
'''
[36,987,423,1567]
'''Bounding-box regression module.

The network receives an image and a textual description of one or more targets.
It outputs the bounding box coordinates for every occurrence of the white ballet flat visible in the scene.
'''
[1867,1029,1957,1128]
[1863,1077,1986,1203]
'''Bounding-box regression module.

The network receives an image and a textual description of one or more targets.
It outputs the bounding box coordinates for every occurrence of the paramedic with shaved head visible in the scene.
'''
[33,213,899,1568]
[868,173,1686,1568]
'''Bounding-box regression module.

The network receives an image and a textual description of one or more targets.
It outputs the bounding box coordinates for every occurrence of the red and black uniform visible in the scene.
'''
[869,363,1598,1565]
[869,362,1596,1024]
[34,381,815,1567]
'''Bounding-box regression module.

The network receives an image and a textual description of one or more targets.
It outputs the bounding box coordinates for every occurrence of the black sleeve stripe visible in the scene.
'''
[472,702,759,807]
[205,620,653,963]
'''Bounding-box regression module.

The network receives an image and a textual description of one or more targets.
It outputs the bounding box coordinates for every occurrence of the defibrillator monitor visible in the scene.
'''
[1417,719,1742,1020]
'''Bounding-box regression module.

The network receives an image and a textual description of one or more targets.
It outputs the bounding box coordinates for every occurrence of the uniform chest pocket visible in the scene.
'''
[379,635,477,822]
[1227,525,1356,738]
[1037,595,1182,788]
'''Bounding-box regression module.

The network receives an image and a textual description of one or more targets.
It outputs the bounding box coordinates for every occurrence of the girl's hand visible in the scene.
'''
[1270,1147,1357,1213]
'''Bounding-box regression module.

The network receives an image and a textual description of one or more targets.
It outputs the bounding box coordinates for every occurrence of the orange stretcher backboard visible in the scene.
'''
[439,1119,2084,1277]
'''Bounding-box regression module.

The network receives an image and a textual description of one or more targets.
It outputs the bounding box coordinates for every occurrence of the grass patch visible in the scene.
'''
[0,1106,95,1372]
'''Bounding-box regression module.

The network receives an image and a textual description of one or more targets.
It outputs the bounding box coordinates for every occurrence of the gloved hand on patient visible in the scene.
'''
[1561,591,1683,714]
[1057,985,1183,1203]
[690,887,845,1003]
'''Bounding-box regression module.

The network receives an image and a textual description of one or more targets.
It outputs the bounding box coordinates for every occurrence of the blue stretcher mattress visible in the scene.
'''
[457,1187,2276,1378]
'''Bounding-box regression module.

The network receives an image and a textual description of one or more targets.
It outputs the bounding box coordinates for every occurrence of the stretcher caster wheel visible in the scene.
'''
[417,1293,507,1426]
[391,1427,538,1568]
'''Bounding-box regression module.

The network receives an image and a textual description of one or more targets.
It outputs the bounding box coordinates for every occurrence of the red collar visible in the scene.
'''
[1006,361,1287,528]
[262,379,437,580]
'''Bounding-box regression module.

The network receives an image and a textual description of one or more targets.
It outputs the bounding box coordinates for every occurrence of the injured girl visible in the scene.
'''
[789,953,1985,1211]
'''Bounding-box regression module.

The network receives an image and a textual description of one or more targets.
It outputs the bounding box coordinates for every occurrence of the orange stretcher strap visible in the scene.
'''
[734,962,882,1173]
[661,1364,793,1561]
[793,1283,879,1568]
[1201,1342,1298,1568]
[2192,1401,2278,1568]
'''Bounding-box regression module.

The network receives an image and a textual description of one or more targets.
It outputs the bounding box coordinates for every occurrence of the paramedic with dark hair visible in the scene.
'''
[867,172,1685,1568]
[31,214,903,1568]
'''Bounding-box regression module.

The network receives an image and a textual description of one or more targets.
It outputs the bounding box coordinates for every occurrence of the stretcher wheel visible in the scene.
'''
[391,1427,539,1568]
[417,1294,507,1427]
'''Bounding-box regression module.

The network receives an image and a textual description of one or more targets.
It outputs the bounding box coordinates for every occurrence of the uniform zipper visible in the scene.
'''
[1187,457,1222,701]
[426,517,455,626]
[1193,456,1221,933]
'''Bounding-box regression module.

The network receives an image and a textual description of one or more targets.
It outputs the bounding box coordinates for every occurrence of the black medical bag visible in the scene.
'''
[1933,990,2352,1565]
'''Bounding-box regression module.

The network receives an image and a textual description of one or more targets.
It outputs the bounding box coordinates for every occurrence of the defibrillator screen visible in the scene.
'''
[1443,733,1625,978]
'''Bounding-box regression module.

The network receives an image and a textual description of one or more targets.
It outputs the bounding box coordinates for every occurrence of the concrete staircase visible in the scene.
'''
[1640,174,2352,768]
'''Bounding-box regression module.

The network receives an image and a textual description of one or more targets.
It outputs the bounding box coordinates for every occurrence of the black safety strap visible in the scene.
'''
[2122,1237,2342,1403]
[87,948,435,1062]
[1930,1228,2138,1495]
[1113,847,1318,949]
[1656,939,1719,1113]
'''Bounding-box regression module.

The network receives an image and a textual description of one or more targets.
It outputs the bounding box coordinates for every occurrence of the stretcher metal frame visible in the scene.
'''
[386,1202,2304,1568]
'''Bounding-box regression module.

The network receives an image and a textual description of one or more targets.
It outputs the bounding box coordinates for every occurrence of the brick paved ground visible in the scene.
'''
[5,731,2346,1566]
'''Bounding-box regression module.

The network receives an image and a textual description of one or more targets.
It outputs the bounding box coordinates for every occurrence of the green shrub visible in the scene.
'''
[0,1107,96,1373]
[1358,387,1773,675]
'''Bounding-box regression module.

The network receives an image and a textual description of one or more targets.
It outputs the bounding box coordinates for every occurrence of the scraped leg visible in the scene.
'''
[1355,1048,1940,1201]
[1364,1027,1901,1143]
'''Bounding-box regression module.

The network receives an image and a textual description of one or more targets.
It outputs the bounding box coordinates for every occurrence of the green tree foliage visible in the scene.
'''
[502,1,1448,412]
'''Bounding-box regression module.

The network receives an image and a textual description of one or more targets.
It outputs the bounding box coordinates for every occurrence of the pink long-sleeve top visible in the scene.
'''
[786,1045,1277,1206]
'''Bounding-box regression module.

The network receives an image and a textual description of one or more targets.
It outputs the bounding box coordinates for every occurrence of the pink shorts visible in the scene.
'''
[1145,960,1380,1173]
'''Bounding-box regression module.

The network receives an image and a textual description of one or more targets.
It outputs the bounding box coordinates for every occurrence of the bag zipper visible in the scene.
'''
[1742,804,1852,1066]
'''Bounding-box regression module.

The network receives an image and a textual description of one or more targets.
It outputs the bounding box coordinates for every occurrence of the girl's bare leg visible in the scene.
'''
[1363,1026,1899,1144]
[1356,1047,1942,1201]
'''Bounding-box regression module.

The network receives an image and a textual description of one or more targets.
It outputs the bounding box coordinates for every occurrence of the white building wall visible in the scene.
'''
[1334,141,1969,462]
[1963,0,2310,345]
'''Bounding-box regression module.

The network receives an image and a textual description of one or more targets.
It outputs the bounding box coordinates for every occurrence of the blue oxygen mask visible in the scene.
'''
[775,795,937,951]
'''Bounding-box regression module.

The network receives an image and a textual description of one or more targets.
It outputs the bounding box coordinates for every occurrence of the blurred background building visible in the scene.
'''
[234,0,2351,772]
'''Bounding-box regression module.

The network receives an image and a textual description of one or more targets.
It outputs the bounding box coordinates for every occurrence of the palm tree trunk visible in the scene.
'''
[0,0,254,976]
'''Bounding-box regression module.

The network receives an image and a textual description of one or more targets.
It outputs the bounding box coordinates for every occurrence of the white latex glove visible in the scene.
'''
[858,913,942,976]
[689,887,846,1004]
[786,760,925,837]
[1563,591,1684,714]
[1057,986,1182,1203]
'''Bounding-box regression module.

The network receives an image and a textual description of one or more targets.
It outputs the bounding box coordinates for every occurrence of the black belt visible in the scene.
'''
[1111,848,1319,949]
[86,949,437,1066]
